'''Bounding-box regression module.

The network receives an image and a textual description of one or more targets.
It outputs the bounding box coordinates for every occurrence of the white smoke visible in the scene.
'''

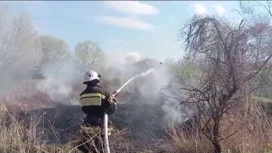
[104,51,190,125]
[0,8,42,96]
[125,52,142,64]
[36,59,85,105]
[37,76,72,103]
[0,5,190,129]
[160,84,191,126]
[109,51,142,65]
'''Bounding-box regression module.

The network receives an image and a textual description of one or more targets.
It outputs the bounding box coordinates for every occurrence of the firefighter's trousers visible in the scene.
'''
[75,118,114,153]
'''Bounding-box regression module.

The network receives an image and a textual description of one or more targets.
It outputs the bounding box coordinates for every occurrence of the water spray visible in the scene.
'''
[103,68,155,153]
[115,68,155,96]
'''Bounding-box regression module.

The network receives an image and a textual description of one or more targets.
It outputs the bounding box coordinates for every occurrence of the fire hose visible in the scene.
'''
[103,68,155,153]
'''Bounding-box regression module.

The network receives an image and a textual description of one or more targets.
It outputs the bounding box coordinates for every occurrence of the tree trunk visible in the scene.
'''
[213,141,221,153]
[213,120,221,153]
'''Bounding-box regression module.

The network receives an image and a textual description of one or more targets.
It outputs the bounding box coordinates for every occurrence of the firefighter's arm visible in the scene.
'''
[107,91,117,104]
[104,91,117,115]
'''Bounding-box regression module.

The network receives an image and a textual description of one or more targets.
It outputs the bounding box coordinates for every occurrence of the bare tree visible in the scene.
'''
[258,0,272,16]
[10,13,41,67]
[0,4,10,65]
[238,0,272,17]
[177,15,272,153]
[0,9,42,94]
[74,40,105,69]
[38,35,69,66]
[0,11,41,72]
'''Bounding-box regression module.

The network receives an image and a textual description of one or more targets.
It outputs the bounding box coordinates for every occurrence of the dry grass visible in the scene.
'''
[0,106,76,153]
[169,125,213,153]
[169,102,272,153]
[0,103,165,153]
[221,102,272,153]
[1,95,272,153]
[1,106,272,153]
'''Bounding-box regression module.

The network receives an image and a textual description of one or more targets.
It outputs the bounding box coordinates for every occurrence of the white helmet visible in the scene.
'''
[83,70,101,84]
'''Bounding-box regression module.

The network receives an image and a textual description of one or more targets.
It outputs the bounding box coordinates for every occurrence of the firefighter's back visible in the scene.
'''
[75,70,117,153]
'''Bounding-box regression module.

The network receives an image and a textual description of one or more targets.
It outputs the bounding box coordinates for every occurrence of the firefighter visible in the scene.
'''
[76,70,117,153]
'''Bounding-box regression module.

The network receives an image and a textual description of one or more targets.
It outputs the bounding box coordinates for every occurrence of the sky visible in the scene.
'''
[3,1,243,62]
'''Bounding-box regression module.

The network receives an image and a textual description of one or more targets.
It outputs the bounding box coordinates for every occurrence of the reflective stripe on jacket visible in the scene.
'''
[80,83,116,118]
[80,93,106,106]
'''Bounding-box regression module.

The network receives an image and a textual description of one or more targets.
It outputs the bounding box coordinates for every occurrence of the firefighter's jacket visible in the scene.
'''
[80,84,117,119]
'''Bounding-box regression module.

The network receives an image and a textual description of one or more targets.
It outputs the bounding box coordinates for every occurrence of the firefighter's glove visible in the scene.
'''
[108,94,116,104]
[105,98,117,115]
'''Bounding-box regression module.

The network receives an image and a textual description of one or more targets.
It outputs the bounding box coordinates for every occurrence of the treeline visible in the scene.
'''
[0,4,123,97]
[0,4,106,76]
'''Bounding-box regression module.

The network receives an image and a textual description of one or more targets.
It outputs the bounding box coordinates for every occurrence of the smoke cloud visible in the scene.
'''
[100,52,190,125]
[0,9,42,97]
[0,6,189,127]
[125,52,142,64]
[37,50,189,125]
[36,59,86,105]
